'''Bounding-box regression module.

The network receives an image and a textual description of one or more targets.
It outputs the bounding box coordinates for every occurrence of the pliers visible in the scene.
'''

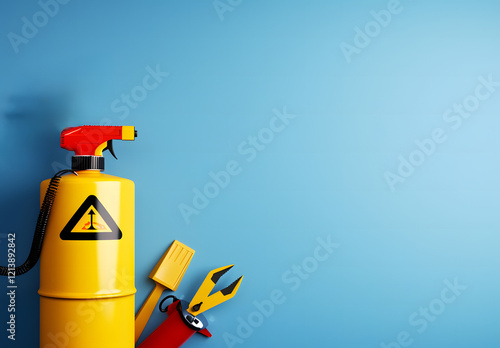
[138,265,243,348]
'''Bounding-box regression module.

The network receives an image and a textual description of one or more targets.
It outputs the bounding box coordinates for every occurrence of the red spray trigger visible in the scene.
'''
[61,126,137,157]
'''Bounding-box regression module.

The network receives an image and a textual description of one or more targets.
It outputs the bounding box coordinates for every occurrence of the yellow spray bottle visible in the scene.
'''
[36,125,137,348]
[0,126,136,347]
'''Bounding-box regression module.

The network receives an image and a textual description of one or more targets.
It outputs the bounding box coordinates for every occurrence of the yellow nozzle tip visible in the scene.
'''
[122,126,136,141]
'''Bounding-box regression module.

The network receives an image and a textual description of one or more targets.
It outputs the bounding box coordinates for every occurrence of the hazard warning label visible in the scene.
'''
[60,195,122,240]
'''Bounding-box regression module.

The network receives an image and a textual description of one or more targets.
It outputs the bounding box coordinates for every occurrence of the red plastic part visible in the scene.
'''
[138,300,198,348]
[60,126,125,156]
[198,328,212,337]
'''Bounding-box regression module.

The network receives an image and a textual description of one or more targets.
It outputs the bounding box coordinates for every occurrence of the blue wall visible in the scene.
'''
[1,0,500,347]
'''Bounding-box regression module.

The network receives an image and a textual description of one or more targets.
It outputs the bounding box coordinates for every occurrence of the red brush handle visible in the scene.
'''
[138,300,197,348]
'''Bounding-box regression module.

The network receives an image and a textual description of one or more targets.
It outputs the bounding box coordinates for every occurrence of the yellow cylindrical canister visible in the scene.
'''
[39,170,135,348]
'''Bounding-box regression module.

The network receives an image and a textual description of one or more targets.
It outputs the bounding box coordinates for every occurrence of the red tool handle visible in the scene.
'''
[60,125,136,156]
[138,300,202,348]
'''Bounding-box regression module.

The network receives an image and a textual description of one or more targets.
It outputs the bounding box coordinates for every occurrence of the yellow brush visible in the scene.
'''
[135,240,195,343]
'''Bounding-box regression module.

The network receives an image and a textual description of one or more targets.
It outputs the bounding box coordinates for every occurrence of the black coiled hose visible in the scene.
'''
[0,169,76,276]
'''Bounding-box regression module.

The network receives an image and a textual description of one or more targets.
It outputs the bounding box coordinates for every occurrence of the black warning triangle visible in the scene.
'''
[60,195,122,240]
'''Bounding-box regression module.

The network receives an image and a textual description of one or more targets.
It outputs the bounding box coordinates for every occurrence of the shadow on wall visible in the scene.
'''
[0,93,70,273]
[0,93,73,347]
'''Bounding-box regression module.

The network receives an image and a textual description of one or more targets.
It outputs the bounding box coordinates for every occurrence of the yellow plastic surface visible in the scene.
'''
[94,142,107,156]
[149,240,194,291]
[187,265,243,316]
[39,171,135,348]
[134,283,164,343]
[40,295,134,347]
[122,126,135,140]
